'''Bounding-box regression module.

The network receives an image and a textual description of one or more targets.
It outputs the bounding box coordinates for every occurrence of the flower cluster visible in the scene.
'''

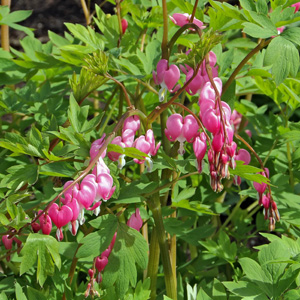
[159,51,251,192]
[31,116,158,241]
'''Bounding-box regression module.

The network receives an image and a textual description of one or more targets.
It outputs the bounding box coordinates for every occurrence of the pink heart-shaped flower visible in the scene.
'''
[48,203,73,229]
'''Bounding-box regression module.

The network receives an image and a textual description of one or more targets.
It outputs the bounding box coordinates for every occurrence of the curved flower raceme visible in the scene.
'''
[153,59,181,102]
[165,114,199,155]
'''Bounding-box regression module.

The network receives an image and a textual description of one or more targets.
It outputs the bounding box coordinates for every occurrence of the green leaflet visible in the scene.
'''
[76,214,118,259]
[102,223,148,299]
[20,234,61,287]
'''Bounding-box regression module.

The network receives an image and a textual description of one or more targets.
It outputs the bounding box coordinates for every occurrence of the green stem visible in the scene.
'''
[287,141,294,189]
[148,195,177,299]
[219,195,248,232]
[222,39,271,95]
[161,0,169,59]
[167,23,202,54]
[147,227,160,300]
[190,0,199,23]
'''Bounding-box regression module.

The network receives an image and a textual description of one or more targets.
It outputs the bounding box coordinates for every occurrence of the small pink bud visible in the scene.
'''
[84,283,91,298]
[212,132,224,153]
[261,195,270,209]
[88,269,94,278]
[90,135,107,161]
[2,235,13,250]
[38,211,52,235]
[127,209,143,231]
[95,256,108,272]
[121,19,128,34]
[31,222,41,233]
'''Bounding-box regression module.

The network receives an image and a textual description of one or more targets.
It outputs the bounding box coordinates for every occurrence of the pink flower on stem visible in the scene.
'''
[153,59,181,102]
[95,173,116,203]
[193,132,207,173]
[48,203,73,241]
[2,235,13,250]
[133,129,161,172]
[38,210,53,235]
[95,256,108,273]
[108,130,135,169]
[170,13,206,30]
[90,134,107,161]
[127,208,143,231]
[123,116,140,134]
[233,149,251,185]
[121,19,128,34]
[165,114,199,155]
[2,235,13,261]
[253,168,269,205]
[62,194,81,236]
[92,157,111,176]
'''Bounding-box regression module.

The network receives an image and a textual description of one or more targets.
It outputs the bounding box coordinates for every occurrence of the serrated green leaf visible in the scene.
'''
[239,257,272,296]
[77,214,118,259]
[281,27,300,46]
[0,164,39,191]
[265,36,300,85]
[172,200,215,215]
[222,280,267,298]
[15,282,27,300]
[26,287,47,300]
[173,187,196,203]
[103,223,148,298]
[40,161,76,177]
[20,234,61,287]
[242,22,277,38]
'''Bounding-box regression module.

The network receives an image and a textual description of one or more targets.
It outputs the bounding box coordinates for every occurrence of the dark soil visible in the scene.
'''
[9,0,114,47]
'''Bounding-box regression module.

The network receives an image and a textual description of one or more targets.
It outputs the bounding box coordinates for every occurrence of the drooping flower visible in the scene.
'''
[48,203,73,241]
[165,114,199,155]
[133,129,161,172]
[153,59,181,102]
[38,210,53,235]
[121,19,128,34]
[170,13,206,30]
[193,132,207,173]
[127,208,143,231]
[108,129,135,169]
[90,134,107,161]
